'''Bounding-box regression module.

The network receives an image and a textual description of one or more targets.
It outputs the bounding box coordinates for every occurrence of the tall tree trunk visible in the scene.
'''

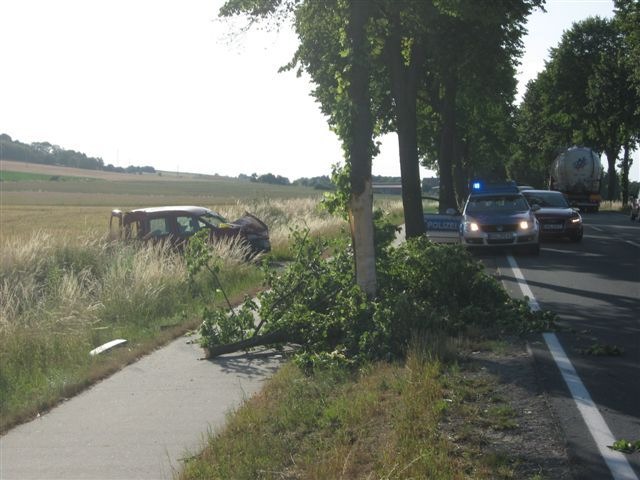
[620,141,631,205]
[438,70,458,212]
[605,146,620,200]
[386,20,425,239]
[452,135,468,207]
[395,96,425,238]
[347,0,376,297]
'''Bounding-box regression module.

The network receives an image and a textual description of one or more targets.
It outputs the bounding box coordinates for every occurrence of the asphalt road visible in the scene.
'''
[482,211,639,480]
[0,337,284,479]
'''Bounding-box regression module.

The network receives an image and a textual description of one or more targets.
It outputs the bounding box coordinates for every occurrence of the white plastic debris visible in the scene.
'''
[89,339,127,356]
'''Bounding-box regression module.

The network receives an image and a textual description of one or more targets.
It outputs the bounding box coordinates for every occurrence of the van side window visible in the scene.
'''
[149,217,170,237]
[124,220,141,239]
[176,216,199,236]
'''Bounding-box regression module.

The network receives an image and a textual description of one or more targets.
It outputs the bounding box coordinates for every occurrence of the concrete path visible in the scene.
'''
[0,336,284,479]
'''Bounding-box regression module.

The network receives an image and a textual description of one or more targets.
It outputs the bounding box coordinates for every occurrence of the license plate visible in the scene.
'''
[488,232,513,240]
[542,224,564,230]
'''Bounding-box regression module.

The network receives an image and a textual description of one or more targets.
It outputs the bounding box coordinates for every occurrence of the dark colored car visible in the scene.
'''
[460,181,540,255]
[521,190,583,242]
[109,205,271,253]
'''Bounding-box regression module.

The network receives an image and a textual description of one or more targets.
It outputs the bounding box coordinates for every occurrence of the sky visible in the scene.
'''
[1,0,637,182]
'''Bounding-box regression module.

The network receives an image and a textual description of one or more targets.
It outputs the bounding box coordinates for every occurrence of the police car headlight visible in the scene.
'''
[519,221,530,230]
[464,221,479,232]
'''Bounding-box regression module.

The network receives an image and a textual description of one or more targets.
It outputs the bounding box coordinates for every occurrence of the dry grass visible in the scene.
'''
[0,194,369,334]
[1,232,98,331]
[598,200,623,211]
[215,197,352,255]
[0,205,108,244]
[0,229,266,432]
[0,234,184,332]
[0,198,359,247]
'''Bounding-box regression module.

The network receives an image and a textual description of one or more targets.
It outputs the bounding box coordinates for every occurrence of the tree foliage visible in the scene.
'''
[192,227,556,370]
[413,0,541,208]
[513,16,640,199]
[614,0,640,101]
[221,0,538,234]
[198,1,573,369]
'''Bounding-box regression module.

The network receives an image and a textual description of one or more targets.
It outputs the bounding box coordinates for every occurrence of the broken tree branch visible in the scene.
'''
[202,329,301,359]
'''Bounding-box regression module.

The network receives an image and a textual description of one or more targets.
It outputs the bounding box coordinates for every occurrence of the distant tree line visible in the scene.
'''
[294,174,409,190]
[1,133,444,189]
[293,175,440,192]
[292,175,333,190]
[108,164,156,174]
[238,172,291,185]
[236,172,437,192]
[0,134,155,175]
[238,172,335,189]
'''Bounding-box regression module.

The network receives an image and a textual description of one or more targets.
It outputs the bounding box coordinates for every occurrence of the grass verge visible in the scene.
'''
[0,234,263,433]
[181,356,457,479]
[179,336,567,480]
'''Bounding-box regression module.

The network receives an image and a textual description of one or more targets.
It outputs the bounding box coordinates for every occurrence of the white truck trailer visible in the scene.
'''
[549,146,603,212]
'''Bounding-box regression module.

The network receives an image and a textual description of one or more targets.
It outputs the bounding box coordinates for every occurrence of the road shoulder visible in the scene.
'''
[442,339,573,479]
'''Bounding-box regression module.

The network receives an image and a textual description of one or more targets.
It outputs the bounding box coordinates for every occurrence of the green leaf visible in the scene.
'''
[608,439,640,454]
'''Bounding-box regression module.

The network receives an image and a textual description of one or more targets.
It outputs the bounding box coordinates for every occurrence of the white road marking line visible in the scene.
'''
[543,333,638,480]
[584,221,639,247]
[505,254,639,480]
[586,234,616,240]
[542,248,604,257]
[506,255,540,311]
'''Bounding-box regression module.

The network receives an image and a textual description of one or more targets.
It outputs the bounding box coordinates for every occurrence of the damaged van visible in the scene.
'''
[109,206,271,253]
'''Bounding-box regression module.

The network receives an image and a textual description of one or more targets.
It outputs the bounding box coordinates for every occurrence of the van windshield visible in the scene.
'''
[199,212,228,227]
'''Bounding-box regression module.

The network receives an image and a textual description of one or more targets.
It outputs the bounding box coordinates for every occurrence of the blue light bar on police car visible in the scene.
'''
[469,180,519,194]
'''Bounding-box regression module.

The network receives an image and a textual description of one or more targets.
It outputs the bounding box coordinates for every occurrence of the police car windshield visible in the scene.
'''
[466,194,529,213]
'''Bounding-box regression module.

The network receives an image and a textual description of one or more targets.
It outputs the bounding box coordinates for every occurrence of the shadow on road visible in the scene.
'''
[207,348,289,378]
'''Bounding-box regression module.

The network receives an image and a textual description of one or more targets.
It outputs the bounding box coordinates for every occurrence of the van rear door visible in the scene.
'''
[109,210,123,239]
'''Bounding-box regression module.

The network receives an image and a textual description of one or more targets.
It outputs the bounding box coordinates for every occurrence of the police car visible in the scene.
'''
[459,181,540,255]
